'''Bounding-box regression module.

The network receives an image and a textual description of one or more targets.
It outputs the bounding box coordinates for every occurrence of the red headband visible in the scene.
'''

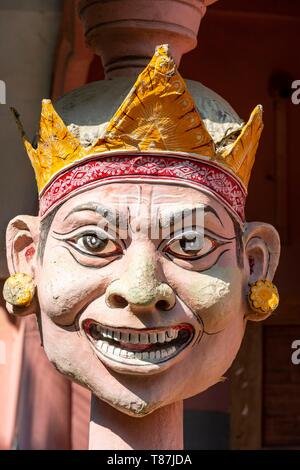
[39,153,246,223]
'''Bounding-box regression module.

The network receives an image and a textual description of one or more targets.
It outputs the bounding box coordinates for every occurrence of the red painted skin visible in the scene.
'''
[25,247,36,263]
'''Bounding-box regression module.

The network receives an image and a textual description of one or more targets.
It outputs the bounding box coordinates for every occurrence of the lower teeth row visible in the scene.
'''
[95,339,177,361]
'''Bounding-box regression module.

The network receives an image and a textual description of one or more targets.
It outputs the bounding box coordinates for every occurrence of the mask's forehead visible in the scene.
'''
[49,182,236,238]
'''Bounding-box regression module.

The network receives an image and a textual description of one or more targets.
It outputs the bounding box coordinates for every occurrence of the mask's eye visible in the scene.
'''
[163,230,219,260]
[70,230,122,257]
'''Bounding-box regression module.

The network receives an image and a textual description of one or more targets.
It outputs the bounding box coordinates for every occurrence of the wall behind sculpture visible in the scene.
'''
[0,0,63,277]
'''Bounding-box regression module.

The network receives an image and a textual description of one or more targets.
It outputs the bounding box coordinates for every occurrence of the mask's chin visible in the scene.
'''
[82,319,197,375]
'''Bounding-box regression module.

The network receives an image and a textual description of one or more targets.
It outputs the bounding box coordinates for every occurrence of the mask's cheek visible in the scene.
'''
[161,258,245,333]
[181,316,246,399]
[36,247,115,326]
[39,313,149,416]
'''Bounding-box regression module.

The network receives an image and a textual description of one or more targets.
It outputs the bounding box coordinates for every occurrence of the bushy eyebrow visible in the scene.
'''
[39,201,242,267]
[64,202,119,223]
[204,206,224,227]
[158,205,223,228]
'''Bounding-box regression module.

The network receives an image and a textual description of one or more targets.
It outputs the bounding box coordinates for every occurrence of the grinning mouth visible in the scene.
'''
[83,320,194,365]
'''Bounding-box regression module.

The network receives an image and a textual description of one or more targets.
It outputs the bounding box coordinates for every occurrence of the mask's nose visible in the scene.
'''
[105,243,175,314]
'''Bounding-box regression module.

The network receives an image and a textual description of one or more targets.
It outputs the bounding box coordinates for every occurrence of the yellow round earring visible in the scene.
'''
[3,272,35,308]
[248,279,279,315]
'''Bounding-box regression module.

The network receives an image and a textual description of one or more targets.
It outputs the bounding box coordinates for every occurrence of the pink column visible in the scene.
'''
[78,0,209,78]
[0,303,23,450]
[89,398,183,450]
[17,316,72,450]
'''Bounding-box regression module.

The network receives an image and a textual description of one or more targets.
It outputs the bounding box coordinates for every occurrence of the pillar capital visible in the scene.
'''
[78,0,218,78]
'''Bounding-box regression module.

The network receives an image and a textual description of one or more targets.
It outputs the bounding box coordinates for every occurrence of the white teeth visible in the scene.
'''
[90,325,180,345]
[150,333,157,344]
[107,330,114,339]
[157,332,165,343]
[102,329,113,340]
[166,330,176,340]
[140,333,149,344]
[114,331,121,341]
[89,324,191,364]
[95,342,182,363]
[130,333,139,344]
[121,332,130,343]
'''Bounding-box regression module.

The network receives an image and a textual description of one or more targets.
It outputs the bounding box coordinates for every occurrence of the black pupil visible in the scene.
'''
[179,233,202,253]
[83,235,107,251]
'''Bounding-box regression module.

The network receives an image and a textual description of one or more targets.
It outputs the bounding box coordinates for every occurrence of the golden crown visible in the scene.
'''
[14,44,263,194]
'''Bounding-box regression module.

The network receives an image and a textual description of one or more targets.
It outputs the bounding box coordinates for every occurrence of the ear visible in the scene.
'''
[244,222,280,321]
[5,215,40,316]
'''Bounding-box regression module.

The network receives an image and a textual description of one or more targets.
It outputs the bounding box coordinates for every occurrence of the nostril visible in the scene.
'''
[109,294,128,308]
[156,299,172,311]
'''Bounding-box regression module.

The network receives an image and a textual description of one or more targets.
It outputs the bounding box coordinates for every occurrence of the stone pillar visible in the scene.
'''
[78,0,218,78]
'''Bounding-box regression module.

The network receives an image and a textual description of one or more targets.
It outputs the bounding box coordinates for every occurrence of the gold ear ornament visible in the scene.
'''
[3,273,35,308]
[248,279,279,315]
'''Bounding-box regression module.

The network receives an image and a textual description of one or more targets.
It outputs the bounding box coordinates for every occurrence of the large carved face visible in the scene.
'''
[6,180,280,416]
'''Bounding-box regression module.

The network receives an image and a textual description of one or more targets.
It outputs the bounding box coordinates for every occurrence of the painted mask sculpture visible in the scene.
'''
[4,45,280,420]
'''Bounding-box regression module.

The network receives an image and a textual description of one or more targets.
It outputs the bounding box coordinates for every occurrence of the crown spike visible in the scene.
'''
[13,46,263,200]
[93,44,215,157]
[10,106,39,170]
[28,100,87,191]
[220,105,263,188]
[10,107,27,140]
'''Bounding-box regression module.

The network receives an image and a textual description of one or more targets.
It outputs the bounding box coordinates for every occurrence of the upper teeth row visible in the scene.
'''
[92,325,179,344]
